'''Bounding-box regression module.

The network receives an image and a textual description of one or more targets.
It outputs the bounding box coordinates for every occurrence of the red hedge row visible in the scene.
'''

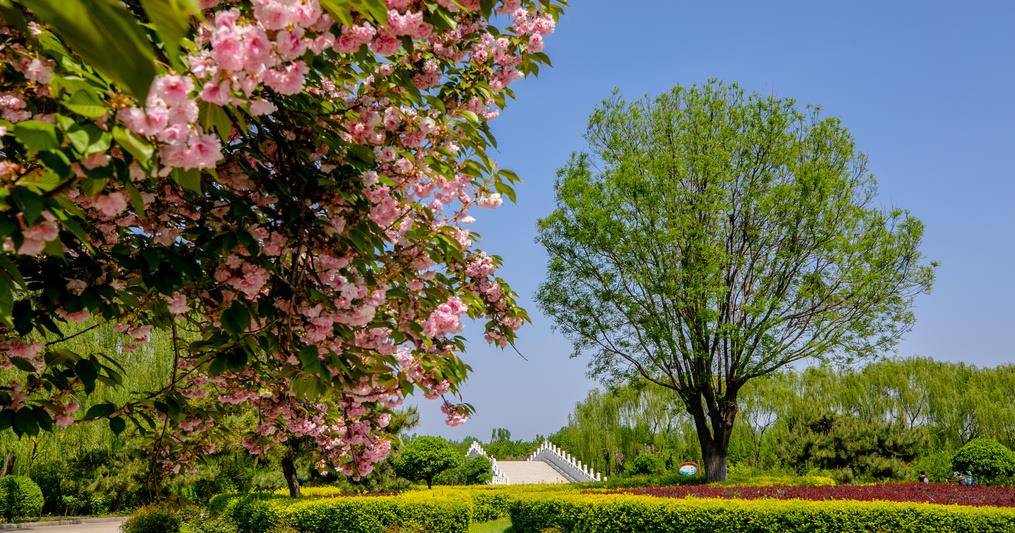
[609,483,1015,507]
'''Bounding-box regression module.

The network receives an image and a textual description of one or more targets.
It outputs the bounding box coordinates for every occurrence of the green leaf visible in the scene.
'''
[13,120,59,151]
[14,408,39,436]
[113,126,154,165]
[21,0,157,101]
[10,356,35,373]
[62,89,107,118]
[10,188,45,224]
[0,255,24,287]
[221,301,250,335]
[75,358,99,394]
[458,110,480,124]
[0,1,28,32]
[139,0,200,69]
[83,402,116,420]
[64,122,109,155]
[172,168,201,193]
[291,375,321,400]
[13,410,39,434]
[319,0,354,26]
[109,416,126,435]
[123,181,146,215]
[199,102,233,137]
[494,178,517,203]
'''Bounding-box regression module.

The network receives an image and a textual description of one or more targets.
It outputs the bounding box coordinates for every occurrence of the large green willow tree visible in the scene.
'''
[537,81,935,481]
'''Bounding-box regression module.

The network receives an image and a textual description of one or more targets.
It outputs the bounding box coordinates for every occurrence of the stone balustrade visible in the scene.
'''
[466,441,510,484]
[526,441,604,483]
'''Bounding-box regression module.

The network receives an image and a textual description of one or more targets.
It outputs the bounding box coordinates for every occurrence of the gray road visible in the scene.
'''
[1,519,125,532]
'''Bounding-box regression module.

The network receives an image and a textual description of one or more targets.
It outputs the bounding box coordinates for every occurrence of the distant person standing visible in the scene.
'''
[952,471,975,486]
[918,471,930,484]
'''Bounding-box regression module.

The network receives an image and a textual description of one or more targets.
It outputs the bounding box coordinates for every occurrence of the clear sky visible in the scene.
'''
[411,0,1015,440]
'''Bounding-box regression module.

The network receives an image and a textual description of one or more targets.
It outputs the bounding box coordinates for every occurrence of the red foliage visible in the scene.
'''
[608,483,1015,507]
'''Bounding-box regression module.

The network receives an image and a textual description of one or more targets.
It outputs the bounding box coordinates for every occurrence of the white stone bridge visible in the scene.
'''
[466,441,604,484]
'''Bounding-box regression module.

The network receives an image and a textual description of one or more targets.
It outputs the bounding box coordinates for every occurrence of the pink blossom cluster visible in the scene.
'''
[13,215,59,256]
[423,297,467,338]
[119,75,222,170]
[0,340,44,372]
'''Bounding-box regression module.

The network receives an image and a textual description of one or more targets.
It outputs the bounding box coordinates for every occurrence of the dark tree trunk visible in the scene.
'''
[1,453,14,476]
[700,438,728,483]
[281,453,301,498]
[688,395,736,483]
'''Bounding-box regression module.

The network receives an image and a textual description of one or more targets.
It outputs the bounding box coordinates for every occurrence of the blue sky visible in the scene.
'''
[411,0,1015,440]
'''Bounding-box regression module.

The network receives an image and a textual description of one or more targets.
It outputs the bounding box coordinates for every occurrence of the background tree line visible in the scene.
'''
[547,357,1014,483]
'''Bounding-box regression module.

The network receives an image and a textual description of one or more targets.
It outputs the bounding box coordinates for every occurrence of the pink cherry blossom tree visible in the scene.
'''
[0,0,563,493]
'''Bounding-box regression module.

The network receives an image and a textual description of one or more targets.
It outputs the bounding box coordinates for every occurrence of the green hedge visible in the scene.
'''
[952,439,1015,485]
[509,493,1015,532]
[218,493,472,533]
[121,506,182,533]
[0,476,44,521]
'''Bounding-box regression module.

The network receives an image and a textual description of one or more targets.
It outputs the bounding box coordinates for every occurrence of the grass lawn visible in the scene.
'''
[469,517,513,532]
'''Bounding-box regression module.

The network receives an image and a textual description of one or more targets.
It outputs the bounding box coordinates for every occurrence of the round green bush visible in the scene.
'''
[951,438,1015,485]
[29,461,64,516]
[625,453,665,476]
[121,506,182,533]
[0,475,44,521]
[393,436,460,489]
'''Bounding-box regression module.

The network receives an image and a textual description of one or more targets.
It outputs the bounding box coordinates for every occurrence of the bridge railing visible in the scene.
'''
[466,441,509,485]
[526,441,604,483]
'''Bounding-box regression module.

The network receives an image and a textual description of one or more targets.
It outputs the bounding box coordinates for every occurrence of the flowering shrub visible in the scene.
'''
[0,0,563,478]
[611,482,1015,507]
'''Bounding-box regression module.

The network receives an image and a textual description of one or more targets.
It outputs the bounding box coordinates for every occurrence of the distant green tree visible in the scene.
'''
[394,437,460,489]
[491,428,512,442]
[777,410,927,482]
[434,455,493,486]
[538,81,935,481]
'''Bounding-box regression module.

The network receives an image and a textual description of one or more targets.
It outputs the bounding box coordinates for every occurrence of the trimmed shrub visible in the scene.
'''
[0,475,44,521]
[721,475,835,487]
[182,513,238,533]
[29,461,64,515]
[471,493,512,522]
[509,493,1015,532]
[121,506,182,533]
[220,493,471,533]
[587,473,705,489]
[625,453,665,476]
[952,439,1015,485]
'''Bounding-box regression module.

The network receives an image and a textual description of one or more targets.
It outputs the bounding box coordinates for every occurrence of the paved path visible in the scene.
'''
[0,519,125,532]
[497,460,569,484]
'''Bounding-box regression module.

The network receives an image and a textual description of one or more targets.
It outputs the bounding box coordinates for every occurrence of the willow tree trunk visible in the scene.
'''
[281,453,301,498]
[1,453,13,476]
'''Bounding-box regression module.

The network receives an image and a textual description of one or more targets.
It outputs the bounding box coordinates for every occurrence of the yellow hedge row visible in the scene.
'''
[215,483,1015,532]
[509,493,1015,532]
[216,491,472,533]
